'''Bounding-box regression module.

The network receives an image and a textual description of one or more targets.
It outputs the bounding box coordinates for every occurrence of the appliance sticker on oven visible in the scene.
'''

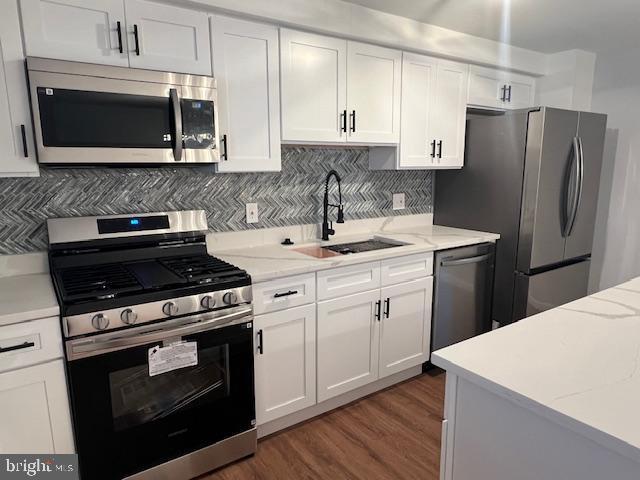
[148,341,198,377]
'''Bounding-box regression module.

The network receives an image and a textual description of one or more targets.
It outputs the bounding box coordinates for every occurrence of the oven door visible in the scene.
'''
[65,306,254,480]
[29,70,219,165]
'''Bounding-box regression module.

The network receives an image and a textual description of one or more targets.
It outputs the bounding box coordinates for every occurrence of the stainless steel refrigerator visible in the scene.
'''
[434,107,607,325]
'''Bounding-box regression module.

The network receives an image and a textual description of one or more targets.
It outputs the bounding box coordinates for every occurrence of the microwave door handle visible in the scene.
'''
[170,88,183,161]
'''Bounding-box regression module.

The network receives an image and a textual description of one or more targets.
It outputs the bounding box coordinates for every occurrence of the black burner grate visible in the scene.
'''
[160,255,246,283]
[58,264,142,301]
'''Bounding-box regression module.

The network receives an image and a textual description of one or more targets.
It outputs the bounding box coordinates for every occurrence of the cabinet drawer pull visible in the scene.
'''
[273,290,298,298]
[384,298,390,318]
[20,124,28,157]
[0,341,35,354]
[257,330,263,354]
[116,21,123,53]
[133,24,141,56]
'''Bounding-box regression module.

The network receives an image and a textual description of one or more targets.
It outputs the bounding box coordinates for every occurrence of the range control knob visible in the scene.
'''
[120,308,138,325]
[163,302,179,316]
[91,313,109,331]
[201,295,216,310]
[223,291,238,305]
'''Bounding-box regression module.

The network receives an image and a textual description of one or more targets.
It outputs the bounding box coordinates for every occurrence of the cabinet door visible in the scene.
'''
[347,41,401,144]
[431,60,469,168]
[317,289,380,402]
[398,52,437,168]
[280,29,347,142]
[0,0,38,177]
[125,0,211,75]
[467,65,506,109]
[379,277,433,378]
[0,360,74,453]
[212,16,281,172]
[254,304,316,424]
[505,73,536,110]
[20,0,128,66]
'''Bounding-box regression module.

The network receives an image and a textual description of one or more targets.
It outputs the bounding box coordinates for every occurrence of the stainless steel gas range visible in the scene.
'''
[47,210,256,480]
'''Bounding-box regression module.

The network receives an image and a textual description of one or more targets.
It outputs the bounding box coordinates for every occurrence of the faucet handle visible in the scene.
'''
[337,205,345,223]
[328,221,335,236]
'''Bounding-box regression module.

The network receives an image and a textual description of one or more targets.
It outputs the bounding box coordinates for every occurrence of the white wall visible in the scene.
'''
[589,47,640,291]
[536,50,596,110]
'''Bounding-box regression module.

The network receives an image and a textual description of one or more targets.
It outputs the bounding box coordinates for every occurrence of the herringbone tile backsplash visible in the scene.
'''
[0,146,432,255]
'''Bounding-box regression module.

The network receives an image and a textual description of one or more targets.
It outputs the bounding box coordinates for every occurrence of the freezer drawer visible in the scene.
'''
[432,243,496,352]
[513,259,590,321]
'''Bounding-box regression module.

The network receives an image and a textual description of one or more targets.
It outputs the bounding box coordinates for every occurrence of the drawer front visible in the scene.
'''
[317,262,381,301]
[253,273,316,315]
[381,253,433,286]
[0,317,63,373]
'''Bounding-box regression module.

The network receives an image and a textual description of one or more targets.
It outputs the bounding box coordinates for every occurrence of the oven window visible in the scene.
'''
[37,87,173,148]
[109,344,230,432]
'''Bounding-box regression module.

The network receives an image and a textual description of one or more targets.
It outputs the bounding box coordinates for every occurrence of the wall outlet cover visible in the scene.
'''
[392,193,406,210]
[246,202,259,223]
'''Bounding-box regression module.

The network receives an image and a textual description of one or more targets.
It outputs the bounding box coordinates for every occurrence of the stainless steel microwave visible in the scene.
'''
[26,57,220,165]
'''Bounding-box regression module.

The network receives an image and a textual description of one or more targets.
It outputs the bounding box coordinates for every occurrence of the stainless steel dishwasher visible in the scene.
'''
[431,243,496,352]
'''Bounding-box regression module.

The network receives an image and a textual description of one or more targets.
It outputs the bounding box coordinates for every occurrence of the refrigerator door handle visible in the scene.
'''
[569,137,585,237]
[563,137,581,237]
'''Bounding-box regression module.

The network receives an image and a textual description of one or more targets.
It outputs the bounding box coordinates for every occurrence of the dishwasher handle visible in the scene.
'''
[440,252,493,267]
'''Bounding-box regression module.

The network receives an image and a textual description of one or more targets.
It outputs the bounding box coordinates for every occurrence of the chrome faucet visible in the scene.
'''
[321,170,345,241]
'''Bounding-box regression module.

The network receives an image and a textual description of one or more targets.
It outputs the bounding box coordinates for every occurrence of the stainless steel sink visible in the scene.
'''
[322,238,404,255]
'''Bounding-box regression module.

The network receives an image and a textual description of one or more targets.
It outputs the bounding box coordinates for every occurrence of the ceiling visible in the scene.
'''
[344,0,639,54]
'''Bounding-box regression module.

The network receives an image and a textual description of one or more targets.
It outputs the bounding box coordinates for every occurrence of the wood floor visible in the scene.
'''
[203,370,445,480]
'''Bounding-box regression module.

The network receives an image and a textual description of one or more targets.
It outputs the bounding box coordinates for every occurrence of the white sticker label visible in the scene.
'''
[45,88,54,95]
[148,341,197,377]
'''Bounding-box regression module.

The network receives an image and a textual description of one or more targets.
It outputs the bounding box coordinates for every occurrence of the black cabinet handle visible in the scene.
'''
[430,140,436,158]
[20,125,28,157]
[500,84,506,102]
[340,109,347,133]
[437,140,443,159]
[350,110,356,133]
[133,24,140,56]
[0,341,35,354]
[384,298,390,318]
[273,290,298,298]
[257,330,263,354]
[507,85,512,102]
[375,300,381,321]
[220,134,228,161]
[116,21,123,53]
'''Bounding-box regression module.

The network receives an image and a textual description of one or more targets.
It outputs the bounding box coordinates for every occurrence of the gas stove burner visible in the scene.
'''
[47,210,252,338]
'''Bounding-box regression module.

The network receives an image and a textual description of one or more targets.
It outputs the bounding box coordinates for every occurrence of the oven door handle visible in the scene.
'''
[67,307,253,360]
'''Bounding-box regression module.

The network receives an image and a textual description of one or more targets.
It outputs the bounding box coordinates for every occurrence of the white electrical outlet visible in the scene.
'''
[392,193,406,210]
[246,203,259,223]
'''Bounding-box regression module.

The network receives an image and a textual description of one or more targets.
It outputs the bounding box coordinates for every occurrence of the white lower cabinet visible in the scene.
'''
[379,277,433,378]
[254,303,316,424]
[317,289,381,402]
[0,359,74,453]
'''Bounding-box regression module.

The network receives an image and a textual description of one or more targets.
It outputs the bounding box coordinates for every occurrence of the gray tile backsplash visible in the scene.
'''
[0,146,432,255]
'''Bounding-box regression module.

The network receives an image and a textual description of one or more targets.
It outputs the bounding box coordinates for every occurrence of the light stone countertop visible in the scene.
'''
[212,224,500,283]
[0,273,60,327]
[432,276,640,464]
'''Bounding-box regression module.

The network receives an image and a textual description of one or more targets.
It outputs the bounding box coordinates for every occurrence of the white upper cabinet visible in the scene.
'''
[379,277,433,378]
[280,29,401,144]
[254,304,316,424]
[20,0,211,75]
[280,29,347,143]
[397,52,437,168]
[468,65,535,110]
[125,0,211,75]
[212,15,281,172]
[431,59,469,168]
[346,42,401,144]
[0,0,38,177]
[370,53,467,170]
[20,0,128,66]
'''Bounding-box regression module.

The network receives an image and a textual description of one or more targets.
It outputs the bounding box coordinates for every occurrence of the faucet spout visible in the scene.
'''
[322,170,344,241]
